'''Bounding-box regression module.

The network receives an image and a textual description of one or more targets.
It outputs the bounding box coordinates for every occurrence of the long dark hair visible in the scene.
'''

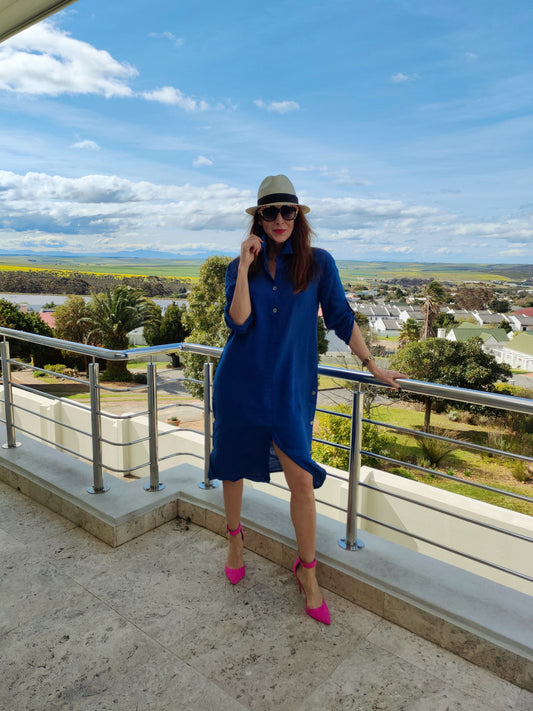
[249,210,315,293]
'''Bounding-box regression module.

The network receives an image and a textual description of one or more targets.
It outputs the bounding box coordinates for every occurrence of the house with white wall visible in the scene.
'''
[373,317,403,337]
[492,332,533,371]
[446,323,510,354]
[506,314,533,332]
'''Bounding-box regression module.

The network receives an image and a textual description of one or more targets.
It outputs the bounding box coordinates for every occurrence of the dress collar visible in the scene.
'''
[261,236,293,257]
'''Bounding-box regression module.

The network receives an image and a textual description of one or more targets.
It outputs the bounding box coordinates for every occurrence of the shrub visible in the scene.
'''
[313,404,397,471]
[44,364,67,373]
[509,460,532,483]
[33,363,68,379]
[100,368,133,382]
[412,427,462,468]
[390,467,414,480]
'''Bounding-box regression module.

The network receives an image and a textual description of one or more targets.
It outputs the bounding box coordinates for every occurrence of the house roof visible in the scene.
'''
[0,1,79,43]
[504,332,533,356]
[510,314,533,326]
[377,318,402,329]
[475,312,504,324]
[513,307,533,317]
[39,310,56,329]
[448,326,509,344]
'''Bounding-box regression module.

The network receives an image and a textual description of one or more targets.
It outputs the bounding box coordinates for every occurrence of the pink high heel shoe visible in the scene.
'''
[293,557,331,625]
[225,523,246,585]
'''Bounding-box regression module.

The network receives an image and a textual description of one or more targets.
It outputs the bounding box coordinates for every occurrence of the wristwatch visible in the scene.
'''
[361,355,375,368]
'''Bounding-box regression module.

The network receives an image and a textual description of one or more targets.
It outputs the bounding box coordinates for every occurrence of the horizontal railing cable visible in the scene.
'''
[12,425,93,463]
[360,450,533,504]
[11,402,93,438]
[359,481,533,543]
[364,417,533,464]
[357,513,533,584]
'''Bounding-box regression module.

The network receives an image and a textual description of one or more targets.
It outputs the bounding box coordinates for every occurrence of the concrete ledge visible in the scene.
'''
[1,433,532,692]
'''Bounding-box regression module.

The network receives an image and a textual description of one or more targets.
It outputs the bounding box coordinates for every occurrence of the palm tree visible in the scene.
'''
[398,318,421,349]
[86,286,157,380]
[421,281,446,341]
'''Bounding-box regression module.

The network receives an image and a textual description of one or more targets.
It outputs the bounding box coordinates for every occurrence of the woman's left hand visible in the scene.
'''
[367,365,407,390]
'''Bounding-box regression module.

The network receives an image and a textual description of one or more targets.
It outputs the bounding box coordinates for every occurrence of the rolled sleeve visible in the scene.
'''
[224,258,254,334]
[316,249,355,344]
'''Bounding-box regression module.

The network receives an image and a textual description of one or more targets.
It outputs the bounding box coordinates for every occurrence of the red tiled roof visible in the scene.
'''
[39,311,56,329]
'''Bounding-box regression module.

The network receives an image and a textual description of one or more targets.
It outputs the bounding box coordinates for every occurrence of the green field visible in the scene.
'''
[335,260,529,283]
[0,256,203,280]
[0,255,530,283]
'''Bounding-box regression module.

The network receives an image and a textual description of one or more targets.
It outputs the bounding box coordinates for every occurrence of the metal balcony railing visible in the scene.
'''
[1,326,532,586]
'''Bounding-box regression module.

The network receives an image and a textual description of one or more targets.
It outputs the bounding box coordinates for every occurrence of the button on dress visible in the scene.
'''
[208,239,355,489]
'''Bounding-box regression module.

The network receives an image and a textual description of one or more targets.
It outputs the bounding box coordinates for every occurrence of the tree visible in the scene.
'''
[317,316,329,356]
[390,337,511,431]
[498,319,512,334]
[489,297,511,313]
[434,312,457,332]
[85,286,158,381]
[0,299,58,368]
[354,311,375,350]
[55,295,93,344]
[181,256,232,396]
[144,301,190,367]
[455,283,493,311]
[398,318,421,348]
[421,281,447,340]
[54,295,95,370]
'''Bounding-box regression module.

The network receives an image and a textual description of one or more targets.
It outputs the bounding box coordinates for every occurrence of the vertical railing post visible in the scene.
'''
[339,384,364,551]
[87,362,109,494]
[1,341,20,449]
[199,360,218,489]
[144,361,164,491]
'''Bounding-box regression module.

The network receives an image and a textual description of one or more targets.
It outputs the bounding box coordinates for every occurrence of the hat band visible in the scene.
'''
[257,192,298,206]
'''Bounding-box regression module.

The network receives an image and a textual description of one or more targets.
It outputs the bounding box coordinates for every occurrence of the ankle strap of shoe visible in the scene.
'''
[227,523,242,536]
[298,557,317,569]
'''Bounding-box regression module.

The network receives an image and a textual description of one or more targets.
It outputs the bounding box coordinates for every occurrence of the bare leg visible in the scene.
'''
[273,442,324,610]
[223,479,244,569]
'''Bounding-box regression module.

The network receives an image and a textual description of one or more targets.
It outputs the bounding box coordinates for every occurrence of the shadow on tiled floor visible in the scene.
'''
[1,480,531,711]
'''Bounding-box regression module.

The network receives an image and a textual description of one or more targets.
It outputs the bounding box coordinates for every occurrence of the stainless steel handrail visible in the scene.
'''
[1,328,531,586]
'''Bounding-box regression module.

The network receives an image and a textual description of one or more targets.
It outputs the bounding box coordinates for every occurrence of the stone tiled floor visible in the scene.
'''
[1,480,532,711]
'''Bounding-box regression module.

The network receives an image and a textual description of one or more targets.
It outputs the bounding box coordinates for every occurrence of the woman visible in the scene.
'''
[208,175,404,624]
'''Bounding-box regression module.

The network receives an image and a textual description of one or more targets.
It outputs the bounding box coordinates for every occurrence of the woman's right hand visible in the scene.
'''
[239,233,263,269]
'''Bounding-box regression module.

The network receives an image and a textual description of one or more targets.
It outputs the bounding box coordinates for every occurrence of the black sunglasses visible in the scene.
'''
[259,205,299,222]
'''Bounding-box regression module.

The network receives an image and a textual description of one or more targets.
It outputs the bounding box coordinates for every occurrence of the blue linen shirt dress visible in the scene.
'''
[208,238,355,489]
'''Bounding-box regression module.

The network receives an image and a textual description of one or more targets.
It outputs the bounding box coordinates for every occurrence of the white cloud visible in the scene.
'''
[0,21,211,112]
[148,31,184,47]
[292,164,372,186]
[0,169,532,260]
[254,99,299,113]
[72,140,100,151]
[380,245,415,254]
[500,244,528,257]
[193,156,214,167]
[391,72,418,83]
[0,22,136,97]
[141,86,209,111]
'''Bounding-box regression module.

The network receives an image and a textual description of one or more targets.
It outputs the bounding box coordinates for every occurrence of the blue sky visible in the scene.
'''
[0,0,532,263]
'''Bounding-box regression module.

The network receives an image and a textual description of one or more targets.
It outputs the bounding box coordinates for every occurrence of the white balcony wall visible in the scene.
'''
[1,388,532,595]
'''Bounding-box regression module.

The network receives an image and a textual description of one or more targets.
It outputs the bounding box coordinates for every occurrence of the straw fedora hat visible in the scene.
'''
[246,175,310,215]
